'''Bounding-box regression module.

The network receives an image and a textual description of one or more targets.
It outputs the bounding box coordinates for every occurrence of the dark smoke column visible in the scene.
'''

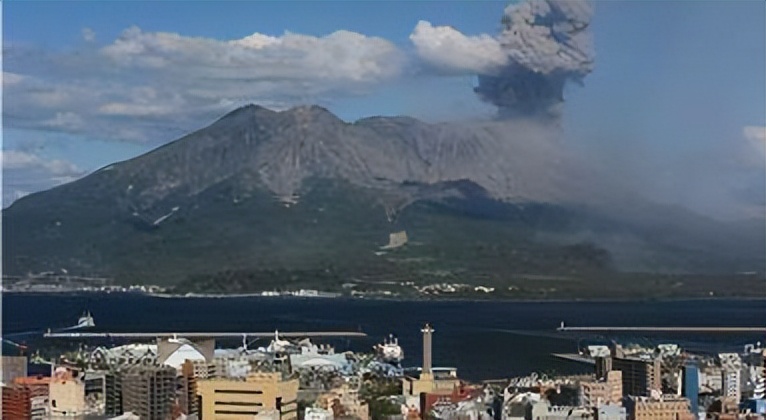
[474,0,594,119]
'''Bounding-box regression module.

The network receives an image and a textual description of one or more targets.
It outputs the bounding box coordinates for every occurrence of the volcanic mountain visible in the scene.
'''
[3,105,763,293]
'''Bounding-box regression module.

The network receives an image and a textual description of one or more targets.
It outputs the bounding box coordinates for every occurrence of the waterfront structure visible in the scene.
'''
[612,356,662,397]
[196,371,299,420]
[2,356,28,385]
[623,397,694,420]
[402,324,461,398]
[682,364,699,419]
[48,367,86,418]
[121,364,176,420]
[580,371,623,407]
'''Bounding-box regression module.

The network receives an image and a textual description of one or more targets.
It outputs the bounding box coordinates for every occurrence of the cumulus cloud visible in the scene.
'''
[410,21,507,74]
[2,150,86,206]
[4,26,406,143]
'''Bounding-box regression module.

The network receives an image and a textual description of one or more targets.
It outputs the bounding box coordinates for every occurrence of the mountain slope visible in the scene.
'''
[3,105,763,289]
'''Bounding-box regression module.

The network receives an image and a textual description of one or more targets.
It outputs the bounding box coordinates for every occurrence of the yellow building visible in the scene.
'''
[625,397,694,420]
[48,368,85,418]
[197,372,299,420]
[580,371,623,407]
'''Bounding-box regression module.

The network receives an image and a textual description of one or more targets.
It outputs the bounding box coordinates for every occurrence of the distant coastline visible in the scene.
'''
[3,289,766,304]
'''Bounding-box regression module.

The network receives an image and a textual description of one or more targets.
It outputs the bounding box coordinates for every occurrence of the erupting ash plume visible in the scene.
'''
[411,0,594,120]
[476,0,594,119]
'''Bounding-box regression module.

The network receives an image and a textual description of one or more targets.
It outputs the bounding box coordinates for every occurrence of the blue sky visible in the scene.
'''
[3,1,765,219]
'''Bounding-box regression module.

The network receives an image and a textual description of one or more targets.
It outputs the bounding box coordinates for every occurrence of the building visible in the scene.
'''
[13,376,52,419]
[104,371,123,417]
[623,397,694,420]
[318,382,370,420]
[49,367,86,418]
[2,356,28,385]
[535,404,595,420]
[682,365,699,419]
[196,371,299,420]
[597,404,627,420]
[719,354,742,405]
[179,360,200,417]
[612,357,661,397]
[3,384,32,420]
[596,357,614,381]
[305,407,335,420]
[420,384,484,418]
[581,371,623,408]
[83,371,107,416]
[121,364,177,420]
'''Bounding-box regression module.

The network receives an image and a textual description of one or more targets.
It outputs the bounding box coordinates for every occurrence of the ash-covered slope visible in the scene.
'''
[74,104,575,210]
[3,105,763,286]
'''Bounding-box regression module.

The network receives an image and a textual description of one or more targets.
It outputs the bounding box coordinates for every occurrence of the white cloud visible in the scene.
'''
[409,21,507,75]
[2,149,86,206]
[3,72,25,86]
[744,125,766,145]
[2,150,82,175]
[82,27,96,42]
[4,26,407,143]
[742,125,765,167]
[43,112,86,131]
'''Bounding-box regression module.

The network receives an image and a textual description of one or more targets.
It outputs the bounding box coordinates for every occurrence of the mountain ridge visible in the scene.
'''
[4,104,764,289]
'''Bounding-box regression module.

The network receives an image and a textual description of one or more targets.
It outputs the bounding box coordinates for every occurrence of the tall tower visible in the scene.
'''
[421,323,434,378]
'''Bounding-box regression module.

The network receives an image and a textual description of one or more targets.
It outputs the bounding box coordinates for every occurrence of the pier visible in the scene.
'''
[556,322,765,333]
[44,331,367,339]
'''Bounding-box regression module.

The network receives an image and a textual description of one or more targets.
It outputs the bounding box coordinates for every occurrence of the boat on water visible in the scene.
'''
[374,334,404,363]
[77,311,95,328]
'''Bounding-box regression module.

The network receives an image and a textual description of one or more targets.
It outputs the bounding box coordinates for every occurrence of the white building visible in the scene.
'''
[305,407,334,420]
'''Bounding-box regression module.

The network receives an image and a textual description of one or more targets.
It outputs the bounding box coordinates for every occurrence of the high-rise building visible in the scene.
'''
[718,353,742,404]
[596,357,613,381]
[104,371,123,417]
[179,360,199,417]
[121,365,177,420]
[611,357,661,397]
[682,364,699,419]
[196,371,299,420]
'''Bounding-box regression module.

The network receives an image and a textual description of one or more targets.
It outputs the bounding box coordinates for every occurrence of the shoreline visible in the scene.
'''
[4,289,766,304]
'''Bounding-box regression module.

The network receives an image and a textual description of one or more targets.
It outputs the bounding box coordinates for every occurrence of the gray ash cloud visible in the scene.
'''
[475,0,595,119]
